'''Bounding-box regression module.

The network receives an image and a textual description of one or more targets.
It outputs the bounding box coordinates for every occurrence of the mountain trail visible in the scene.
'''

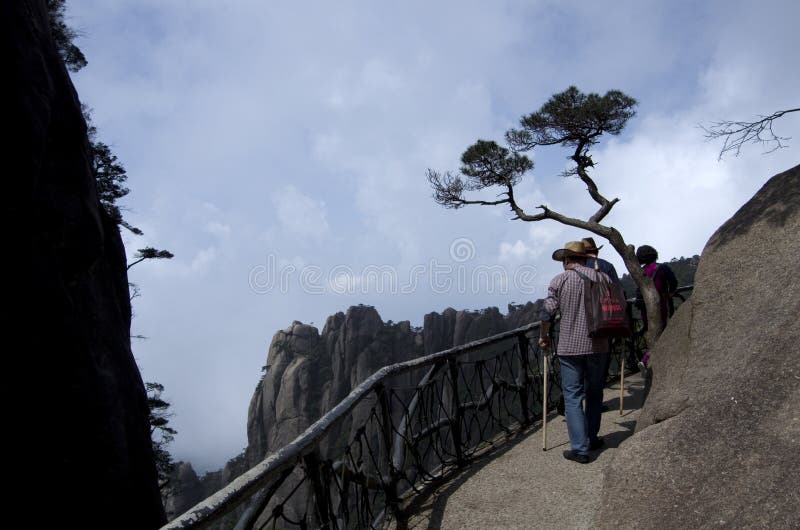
[402,372,646,530]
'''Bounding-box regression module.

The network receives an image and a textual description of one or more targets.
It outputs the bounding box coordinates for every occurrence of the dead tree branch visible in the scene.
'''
[702,107,799,160]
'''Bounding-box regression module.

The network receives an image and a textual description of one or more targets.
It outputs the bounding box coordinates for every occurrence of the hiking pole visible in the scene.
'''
[542,347,549,451]
[619,354,625,415]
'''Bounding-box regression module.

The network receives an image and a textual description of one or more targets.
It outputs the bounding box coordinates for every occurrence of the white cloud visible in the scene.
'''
[498,240,537,263]
[270,185,330,240]
[205,221,231,238]
[528,223,563,247]
[190,247,217,272]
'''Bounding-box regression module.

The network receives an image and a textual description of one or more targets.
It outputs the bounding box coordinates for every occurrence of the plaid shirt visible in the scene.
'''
[541,264,610,356]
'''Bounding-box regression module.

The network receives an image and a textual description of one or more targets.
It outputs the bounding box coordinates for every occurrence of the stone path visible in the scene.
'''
[402,373,647,530]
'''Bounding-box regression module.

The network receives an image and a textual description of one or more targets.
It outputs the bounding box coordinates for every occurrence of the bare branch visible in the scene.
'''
[531,203,614,237]
[504,183,545,221]
[129,282,141,302]
[427,169,510,209]
[701,107,799,160]
[589,197,619,223]
[570,141,620,223]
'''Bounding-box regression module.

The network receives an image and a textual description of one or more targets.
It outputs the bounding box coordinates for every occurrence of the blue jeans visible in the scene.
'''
[558,353,608,454]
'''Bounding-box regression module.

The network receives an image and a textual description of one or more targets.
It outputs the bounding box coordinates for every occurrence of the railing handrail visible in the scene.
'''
[163,322,540,529]
[165,283,696,529]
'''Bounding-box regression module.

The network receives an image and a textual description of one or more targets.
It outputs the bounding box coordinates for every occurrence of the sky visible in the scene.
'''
[66,0,799,473]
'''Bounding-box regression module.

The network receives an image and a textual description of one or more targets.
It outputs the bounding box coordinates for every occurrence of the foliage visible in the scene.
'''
[506,86,637,151]
[127,247,175,270]
[428,86,636,223]
[50,6,171,254]
[147,382,178,492]
[667,255,701,287]
[427,86,673,344]
[82,106,143,235]
[46,6,136,233]
[46,0,87,72]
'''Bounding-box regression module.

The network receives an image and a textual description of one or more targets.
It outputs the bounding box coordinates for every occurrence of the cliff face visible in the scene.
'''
[245,301,542,467]
[169,301,542,516]
[4,1,165,527]
[595,165,800,528]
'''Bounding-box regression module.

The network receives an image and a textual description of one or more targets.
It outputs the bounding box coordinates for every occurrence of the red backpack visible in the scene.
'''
[572,270,631,338]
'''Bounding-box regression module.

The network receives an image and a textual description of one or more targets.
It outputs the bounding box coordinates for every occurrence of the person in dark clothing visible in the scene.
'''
[582,237,621,407]
[582,237,620,283]
[635,245,678,372]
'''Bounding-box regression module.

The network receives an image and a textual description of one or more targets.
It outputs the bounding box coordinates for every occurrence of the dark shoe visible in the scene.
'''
[589,437,605,451]
[563,450,590,464]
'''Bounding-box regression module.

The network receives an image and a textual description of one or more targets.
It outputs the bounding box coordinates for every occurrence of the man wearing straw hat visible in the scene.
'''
[539,241,610,464]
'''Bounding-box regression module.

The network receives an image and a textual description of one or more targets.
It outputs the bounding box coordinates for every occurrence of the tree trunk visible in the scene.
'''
[516,213,667,349]
[604,229,664,348]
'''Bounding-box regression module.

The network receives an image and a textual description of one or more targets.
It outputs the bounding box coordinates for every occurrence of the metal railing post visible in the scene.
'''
[447,357,465,465]
[619,354,625,415]
[542,350,549,451]
[303,451,332,529]
[376,384,400,520]
[517,332,532,425]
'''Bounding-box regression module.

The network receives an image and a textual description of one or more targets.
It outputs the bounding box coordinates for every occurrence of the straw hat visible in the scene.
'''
[581,237,603,252]
[551,241,588,261]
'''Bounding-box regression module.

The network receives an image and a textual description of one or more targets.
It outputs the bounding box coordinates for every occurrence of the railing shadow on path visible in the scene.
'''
[394,415,555,530]
[399,376,648,530]
[164,287,690,530]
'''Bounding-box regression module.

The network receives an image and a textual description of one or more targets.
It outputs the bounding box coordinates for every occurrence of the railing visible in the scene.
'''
[671,285,694,302]
[625,285,694,305]
[165,285,693,530]
[164,323,559,529]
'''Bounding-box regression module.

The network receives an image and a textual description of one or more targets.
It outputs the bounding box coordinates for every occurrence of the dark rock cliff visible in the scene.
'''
[594,164,800,529]
[3,1,165,527]
[168,301,542,517]
[247,301,541,467]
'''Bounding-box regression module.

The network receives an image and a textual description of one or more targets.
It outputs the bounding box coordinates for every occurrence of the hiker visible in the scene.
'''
[539,241,610,464]
[635,245,678,372]
[582,237,620,405]
[582,237,619,283]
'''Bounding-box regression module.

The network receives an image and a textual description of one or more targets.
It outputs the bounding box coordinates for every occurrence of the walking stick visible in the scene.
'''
[619,354,625,415]
[542,348,549,451]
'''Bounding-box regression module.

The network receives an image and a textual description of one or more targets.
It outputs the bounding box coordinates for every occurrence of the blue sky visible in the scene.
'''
[66,0,799,472]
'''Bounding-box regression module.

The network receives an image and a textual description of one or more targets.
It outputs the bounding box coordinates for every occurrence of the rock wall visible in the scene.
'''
[594,164,800,528]
[3,1,165,527]
[246,301,542,467]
